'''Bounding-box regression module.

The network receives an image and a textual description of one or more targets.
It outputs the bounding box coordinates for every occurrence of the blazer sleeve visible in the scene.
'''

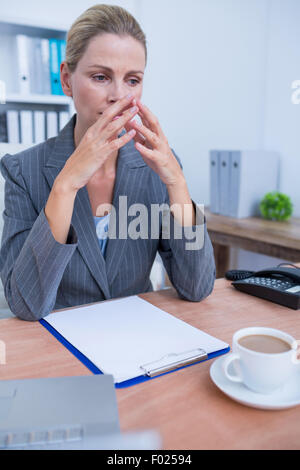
[0,154,78,321]
[158,150,216,302]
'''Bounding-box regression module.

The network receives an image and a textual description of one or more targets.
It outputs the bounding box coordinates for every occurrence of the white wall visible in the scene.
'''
[137,0,300,270]
[137,0,270,206]
[263,0,300,216]
[0,0,137,30]
[236,0,300,270]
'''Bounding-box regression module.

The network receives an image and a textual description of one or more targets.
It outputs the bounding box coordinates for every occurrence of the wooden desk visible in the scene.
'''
[205,210,300,278]
[1,280,300,450]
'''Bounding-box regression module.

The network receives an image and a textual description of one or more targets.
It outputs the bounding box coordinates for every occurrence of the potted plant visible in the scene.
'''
[260,191,293,221]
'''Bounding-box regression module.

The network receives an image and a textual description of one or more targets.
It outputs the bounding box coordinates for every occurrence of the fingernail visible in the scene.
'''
[130,106,138,113]
[129,129,136,136]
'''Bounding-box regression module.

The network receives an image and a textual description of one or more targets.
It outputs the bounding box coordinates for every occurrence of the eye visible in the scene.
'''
[128,78,140,86]
[92,75,141,86]
[93,74,107,82]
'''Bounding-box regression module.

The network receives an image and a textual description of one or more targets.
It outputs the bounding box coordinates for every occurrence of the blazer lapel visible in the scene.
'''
[42,115,111,299]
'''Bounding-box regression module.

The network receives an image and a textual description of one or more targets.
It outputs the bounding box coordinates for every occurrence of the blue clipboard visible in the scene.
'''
[40,319,230,388]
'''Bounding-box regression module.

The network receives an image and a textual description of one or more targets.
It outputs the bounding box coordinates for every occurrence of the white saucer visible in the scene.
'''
[210,355,300,410]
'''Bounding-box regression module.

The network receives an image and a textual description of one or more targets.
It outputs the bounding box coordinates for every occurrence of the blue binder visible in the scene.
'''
[49,39,61,95]
[39,318,230,389]
[57,39,66,95]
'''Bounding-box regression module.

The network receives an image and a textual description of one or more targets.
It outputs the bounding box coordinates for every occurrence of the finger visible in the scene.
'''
[130,119,160,149]
[107,113,136,145]
[136,120,154,150]
[107,106,137,143]
[94,93,136,132]
[102,105,139,141]
[137,108,152,130]
[134,108,155,148]
[105,129,136,154]
[137,100,164,138]
[135,141,156,160]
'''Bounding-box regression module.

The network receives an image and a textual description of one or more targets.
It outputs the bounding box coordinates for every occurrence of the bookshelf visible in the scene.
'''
[0,18,76,317]
[5,93,72,106]
[0,17,75,148]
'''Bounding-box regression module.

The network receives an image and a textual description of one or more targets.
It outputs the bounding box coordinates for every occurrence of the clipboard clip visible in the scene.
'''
[140,348,208,378]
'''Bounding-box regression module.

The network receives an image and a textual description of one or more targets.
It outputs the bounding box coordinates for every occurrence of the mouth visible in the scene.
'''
[112,114,123,121]
[99,112,123,121]
[99,102,135,119]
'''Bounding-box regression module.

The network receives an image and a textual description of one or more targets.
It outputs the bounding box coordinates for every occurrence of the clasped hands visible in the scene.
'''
[124,99,185,189]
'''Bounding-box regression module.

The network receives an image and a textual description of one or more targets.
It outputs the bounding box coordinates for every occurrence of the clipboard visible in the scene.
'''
[40,296,230,388]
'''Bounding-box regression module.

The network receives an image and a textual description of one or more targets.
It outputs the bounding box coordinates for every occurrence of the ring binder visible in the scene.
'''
[140,349,208,378]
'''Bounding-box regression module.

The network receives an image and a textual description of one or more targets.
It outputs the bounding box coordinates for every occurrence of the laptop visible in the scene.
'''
[0,375,120,449]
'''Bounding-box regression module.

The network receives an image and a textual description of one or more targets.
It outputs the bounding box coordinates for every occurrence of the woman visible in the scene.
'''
[0,4,215,321]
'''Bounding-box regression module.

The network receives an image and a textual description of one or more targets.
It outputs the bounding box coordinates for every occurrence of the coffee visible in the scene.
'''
[238,334,291,354]
[224,327,297,394]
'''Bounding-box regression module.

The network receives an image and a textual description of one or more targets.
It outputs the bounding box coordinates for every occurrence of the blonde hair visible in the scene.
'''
[65,4,147,73]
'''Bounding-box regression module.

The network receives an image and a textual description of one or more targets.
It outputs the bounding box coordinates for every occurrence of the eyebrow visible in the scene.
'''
[87,64,144,75]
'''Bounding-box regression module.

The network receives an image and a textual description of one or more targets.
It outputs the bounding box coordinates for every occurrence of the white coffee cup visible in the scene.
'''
[222,327,300,394]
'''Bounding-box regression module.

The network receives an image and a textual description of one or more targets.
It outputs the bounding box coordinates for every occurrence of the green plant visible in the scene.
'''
[259,191,293,221]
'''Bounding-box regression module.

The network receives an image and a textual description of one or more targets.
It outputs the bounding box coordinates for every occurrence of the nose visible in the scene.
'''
[107,80,128,103]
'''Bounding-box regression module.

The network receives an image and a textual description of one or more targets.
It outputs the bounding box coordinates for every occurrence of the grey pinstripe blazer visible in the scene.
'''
[0,114,215,321]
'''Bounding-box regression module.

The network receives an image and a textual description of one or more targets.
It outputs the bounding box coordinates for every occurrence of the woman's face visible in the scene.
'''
[64,33,146,130]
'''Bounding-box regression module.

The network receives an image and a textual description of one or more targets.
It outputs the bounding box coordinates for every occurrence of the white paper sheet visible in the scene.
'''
[45,296,229,383]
